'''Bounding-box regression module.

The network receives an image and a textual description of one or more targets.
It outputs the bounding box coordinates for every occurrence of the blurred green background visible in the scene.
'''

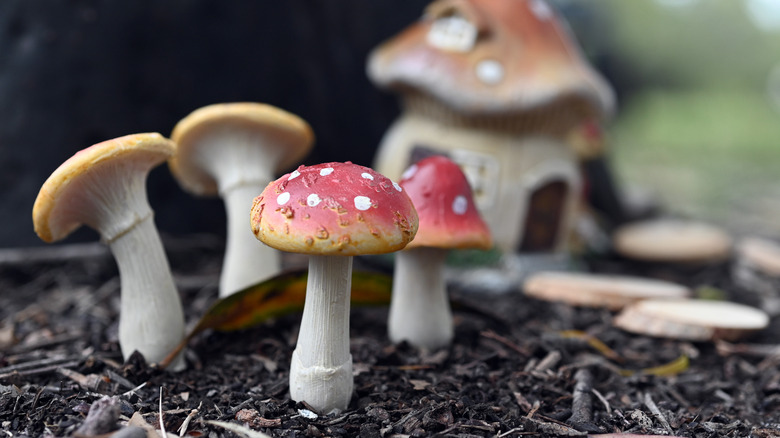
[562,0,780,237]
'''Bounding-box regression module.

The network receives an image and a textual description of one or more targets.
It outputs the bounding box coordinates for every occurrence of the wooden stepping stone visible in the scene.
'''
[523,271,690,310]
[736,237,780,277]
[732,236,780,316]
[613,218,733,263]
[614,299,769,342]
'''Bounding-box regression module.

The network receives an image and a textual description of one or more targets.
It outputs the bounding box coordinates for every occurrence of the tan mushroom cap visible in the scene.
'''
[169,102,314,196]
[32,133,175,243]
[614,299,769,342]
[367,0,614,117]
[523,271,690,310]
[613,218,733,264]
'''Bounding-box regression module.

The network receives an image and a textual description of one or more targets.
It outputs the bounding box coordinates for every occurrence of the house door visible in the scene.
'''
[518,180,568,252]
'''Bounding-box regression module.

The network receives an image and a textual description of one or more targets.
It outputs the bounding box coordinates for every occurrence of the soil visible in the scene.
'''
[1,234,780,438]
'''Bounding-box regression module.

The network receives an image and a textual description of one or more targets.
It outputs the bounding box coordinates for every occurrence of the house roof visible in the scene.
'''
[367,0,615,118]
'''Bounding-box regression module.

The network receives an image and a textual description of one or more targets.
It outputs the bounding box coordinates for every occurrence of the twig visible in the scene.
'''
[591,388,611,416]
[757,354,780,372]
[643,392,673,435]
[6,333,84,354]
[104,369,138,391]
[0,361,81,380]
[57,368,107,392]
[520,415,587,436]
[534,350,562,373]
[178,402,201,437]
[159,387,167,438]
[0,355,77,374]
[526,400,541,418]
[439,422,495,436]
[513,391,533,412]
[0,242,108,265]
[206,420,273,438]
[568,368,593,426]
[122,382,147,398]
[714,389,733,403]
[715,340,780,358]
[480,330,530,356]
[497,427,536,437]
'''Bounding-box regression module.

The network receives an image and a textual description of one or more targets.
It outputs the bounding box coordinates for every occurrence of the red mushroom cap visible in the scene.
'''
[251,162,418,255]
[400,156,492,250]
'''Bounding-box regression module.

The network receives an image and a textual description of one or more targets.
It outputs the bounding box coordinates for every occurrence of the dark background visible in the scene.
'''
[0,1,616,248]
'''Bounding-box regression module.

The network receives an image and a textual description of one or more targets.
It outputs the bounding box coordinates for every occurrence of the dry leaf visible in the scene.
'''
[159,269,392,369]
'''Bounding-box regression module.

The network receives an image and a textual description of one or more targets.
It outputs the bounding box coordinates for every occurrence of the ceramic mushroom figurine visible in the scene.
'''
[367,0,614,254]
[32,133,187,371]
[250,162,418,414]
[389,156,492,349]
[169,103,314,297]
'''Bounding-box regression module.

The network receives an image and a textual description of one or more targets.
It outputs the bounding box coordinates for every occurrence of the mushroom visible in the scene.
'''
[32,133,187,370]
[388,156,492,349]
[169,103,314,297]
[367,0,614,253]
[250,162,418,414]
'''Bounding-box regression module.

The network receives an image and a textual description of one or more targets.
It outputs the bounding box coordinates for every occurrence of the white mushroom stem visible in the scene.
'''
[289,255,354,414]
[221,183,281,296]
[109,214,186,371]
[388,247,453,349]
[209,140,284,297]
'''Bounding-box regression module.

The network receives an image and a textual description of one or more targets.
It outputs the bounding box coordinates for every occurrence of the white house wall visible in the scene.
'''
[373,113,580,253]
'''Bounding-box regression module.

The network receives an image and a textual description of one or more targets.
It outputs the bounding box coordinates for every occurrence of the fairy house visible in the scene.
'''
[367,0,614,253]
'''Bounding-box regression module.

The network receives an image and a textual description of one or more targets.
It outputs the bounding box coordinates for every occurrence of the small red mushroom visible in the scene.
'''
[389,156,492,349]
[250,162,418,414]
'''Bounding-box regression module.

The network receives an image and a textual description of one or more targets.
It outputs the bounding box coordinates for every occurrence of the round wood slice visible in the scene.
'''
[613,218,733,263]
[614,299,769,342]
[523,271,690,310]
[736,237,780,277]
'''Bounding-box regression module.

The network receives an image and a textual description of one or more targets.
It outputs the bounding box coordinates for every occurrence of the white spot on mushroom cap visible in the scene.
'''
[320,167,334,176]
[529,0,554,20]
[277,192,291,205]
[401,164,418,181]
[288,170,301,181]
[307,193,321,207]
[361,172,374,181]
[392,181,402,192]
[354,196,372,211]
[452,195,468,215]
[476,59,504,85]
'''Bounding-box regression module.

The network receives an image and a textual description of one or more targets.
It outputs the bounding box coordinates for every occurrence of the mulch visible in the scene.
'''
[1,234,780,437]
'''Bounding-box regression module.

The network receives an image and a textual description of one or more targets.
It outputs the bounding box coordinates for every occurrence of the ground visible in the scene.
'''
[1,233,779,438]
